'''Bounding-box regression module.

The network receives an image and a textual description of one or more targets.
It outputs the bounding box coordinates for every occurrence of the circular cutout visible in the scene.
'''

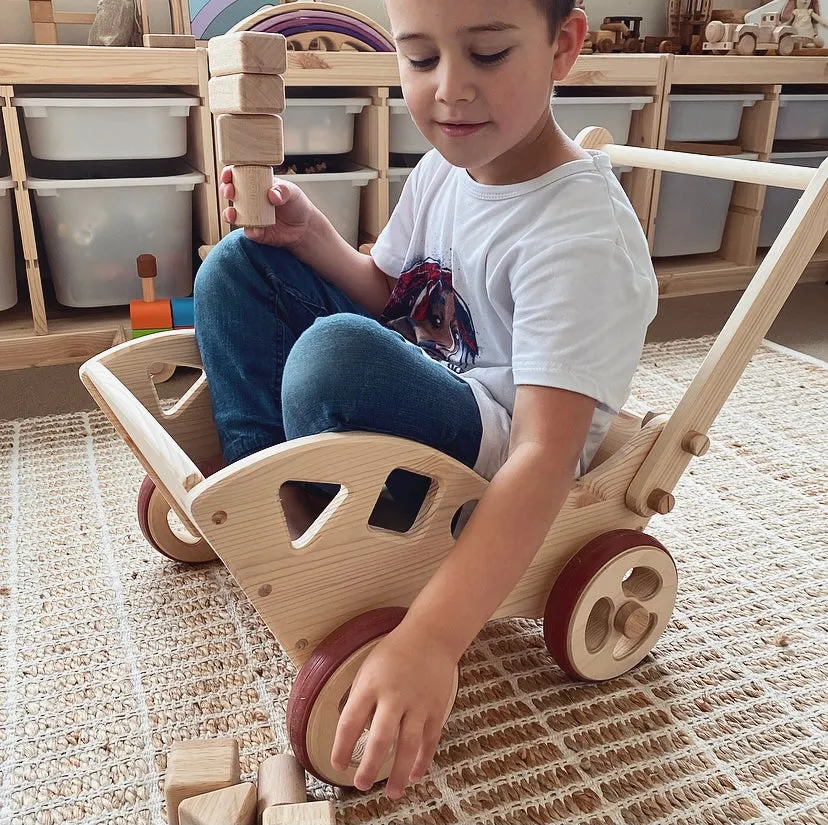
[543,530,677,681]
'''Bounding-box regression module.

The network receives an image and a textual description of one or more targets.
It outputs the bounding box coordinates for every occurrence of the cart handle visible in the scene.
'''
[576,127,828,516]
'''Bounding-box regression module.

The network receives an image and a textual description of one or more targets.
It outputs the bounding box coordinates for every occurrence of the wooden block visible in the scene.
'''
[208,32,287,77]
[29,1,55,23]
[209,74,285,116]
[143,34,197,48]
[132,328,168,339]
[228,166,276,228]
[262,801,336,825]
[216,114,284,167]
[130,299,173,331]
[165,739,241,825]
[257,754,307,819]
[179,782,256,825]
[170,297,194,328]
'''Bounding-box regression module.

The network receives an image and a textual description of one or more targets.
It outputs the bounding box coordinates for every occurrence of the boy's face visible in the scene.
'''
[386,0,584,184]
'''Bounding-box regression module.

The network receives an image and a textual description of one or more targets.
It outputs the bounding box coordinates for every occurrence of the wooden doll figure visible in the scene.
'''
[783,0,826,46]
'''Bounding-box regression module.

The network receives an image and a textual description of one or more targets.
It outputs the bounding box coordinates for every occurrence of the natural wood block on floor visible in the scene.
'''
[179,782,256,825]
[208,32,288,76]
[257,754,307,818]
[216,114,284,167]
[165,739,241,825]
[262,801,336,825]
[209,73,286,115]
[143,34,196,48]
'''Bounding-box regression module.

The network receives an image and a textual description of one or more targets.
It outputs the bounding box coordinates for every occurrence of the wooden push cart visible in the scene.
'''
[79,128,828,788]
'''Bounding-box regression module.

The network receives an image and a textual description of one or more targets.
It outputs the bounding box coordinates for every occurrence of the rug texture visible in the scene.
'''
[0,336,827,825]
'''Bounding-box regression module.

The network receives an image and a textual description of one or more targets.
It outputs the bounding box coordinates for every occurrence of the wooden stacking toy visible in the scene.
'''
[165,741,335,825]
[208,32,288,228]
[129,254,194,339]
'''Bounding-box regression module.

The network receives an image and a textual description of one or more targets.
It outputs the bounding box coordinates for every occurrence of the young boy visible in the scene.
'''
[194,0,658,801]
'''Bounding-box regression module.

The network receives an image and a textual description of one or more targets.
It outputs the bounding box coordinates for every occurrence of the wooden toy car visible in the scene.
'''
[704,12,803,54]
[594,15,644,52]
[78,129,828,791]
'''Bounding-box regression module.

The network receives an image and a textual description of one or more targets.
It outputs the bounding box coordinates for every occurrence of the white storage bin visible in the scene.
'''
[553,96,652,144]
[0,178,17,312]
[12,91,199,161]
[759,150,827,247]
[388,99,432,154]
[279,164,377,248]
[666,94,763,142]
[388,166,414,213]
[652,152,757,258]
[282,98,371,155]
[27,171,204,308]
[775,94,828,141]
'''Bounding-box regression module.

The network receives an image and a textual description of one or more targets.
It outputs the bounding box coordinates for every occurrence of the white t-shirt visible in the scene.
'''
[371,149,658,480]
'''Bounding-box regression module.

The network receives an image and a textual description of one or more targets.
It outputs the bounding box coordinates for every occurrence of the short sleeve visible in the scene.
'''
[369,159,423,280]
[510,238,657,414]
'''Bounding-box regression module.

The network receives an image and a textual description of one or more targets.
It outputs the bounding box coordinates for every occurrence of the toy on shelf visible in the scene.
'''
[129,254,193,339]
[594,16,645,53]
[192,0,394,51]
[704,10,803,54]
[208,31,287,227]
[654,0,712,54]
[79,133,828,791]
[165,743,334,825]
[27,0,96,44]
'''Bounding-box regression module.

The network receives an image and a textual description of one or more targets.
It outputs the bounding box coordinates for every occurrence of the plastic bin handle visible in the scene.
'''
[582,132,816,191]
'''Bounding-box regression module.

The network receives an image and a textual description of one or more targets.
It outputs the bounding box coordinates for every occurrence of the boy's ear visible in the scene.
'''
[551,9,588,82]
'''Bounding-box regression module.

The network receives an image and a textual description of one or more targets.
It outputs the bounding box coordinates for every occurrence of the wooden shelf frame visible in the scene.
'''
[0,45,220,372]
[3,50,828,372]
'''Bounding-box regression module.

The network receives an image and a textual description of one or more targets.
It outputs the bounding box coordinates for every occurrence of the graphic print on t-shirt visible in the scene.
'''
[380,258,479,372]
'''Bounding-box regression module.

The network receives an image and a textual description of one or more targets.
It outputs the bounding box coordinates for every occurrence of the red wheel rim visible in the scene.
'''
[287,607,407,786]
[543,529,674,680]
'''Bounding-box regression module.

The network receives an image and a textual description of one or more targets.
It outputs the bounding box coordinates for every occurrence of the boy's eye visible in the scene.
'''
[472,48,511,65]
[407,56,438,70]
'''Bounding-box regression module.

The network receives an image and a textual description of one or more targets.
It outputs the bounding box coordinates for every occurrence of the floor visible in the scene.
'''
[0,281,826,422]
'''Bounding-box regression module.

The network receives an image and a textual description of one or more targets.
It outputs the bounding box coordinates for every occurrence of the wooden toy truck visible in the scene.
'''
[78,97,828,792]
[703,11,805,54]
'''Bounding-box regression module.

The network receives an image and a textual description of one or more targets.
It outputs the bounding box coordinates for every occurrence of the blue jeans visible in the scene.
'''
[193,231,483,510]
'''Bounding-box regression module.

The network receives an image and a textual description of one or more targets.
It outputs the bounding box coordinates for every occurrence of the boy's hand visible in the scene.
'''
[219,166,317,249]
[331,625,458,799]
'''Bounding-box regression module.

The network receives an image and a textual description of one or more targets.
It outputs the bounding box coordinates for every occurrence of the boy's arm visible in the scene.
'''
[402,384,595,658]
[332,384,595,796]
[293,206,396,318]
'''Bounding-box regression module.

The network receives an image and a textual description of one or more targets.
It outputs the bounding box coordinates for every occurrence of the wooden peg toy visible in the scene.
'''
[178,782,256,825]
[164,739,241,825]
[129,254,172,333]
[208,32,288,228]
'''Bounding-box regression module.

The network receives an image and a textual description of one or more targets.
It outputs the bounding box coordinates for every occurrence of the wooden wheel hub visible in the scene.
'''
[544,530,677,681]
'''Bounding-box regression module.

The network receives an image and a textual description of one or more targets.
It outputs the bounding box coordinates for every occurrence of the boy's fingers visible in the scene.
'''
[385,714,424,799]
[331,694,374,773]
[223,206,237,224]
[220,166,233,183]
[409,716,442,782]
[221,183,236,201]
[353,706,399,791]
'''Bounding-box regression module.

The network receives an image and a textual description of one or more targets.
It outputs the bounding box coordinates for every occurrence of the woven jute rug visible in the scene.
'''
[1,336,827,825]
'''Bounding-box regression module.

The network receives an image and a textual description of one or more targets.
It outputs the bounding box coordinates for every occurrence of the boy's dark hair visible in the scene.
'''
[536,0,576,37]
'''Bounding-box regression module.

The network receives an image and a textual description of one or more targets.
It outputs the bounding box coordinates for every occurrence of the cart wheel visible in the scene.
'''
[287,607,460,788]
[543,529,677,681]
[137,475,218,564]
[777,34,795,56]
[737,33,757,54]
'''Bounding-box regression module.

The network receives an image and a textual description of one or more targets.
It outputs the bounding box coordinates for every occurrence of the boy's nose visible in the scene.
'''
[434,60,475,106]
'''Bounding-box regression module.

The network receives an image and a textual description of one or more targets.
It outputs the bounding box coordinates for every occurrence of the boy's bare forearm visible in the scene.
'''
[292,208,394,317]
[400,444,575,660]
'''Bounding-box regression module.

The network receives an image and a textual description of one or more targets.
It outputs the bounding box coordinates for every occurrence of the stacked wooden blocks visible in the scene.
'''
[165,740,335,825]
[208,32,288,228]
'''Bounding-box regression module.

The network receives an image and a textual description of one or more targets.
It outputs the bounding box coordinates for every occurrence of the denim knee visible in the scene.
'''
[281,314,381,436]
